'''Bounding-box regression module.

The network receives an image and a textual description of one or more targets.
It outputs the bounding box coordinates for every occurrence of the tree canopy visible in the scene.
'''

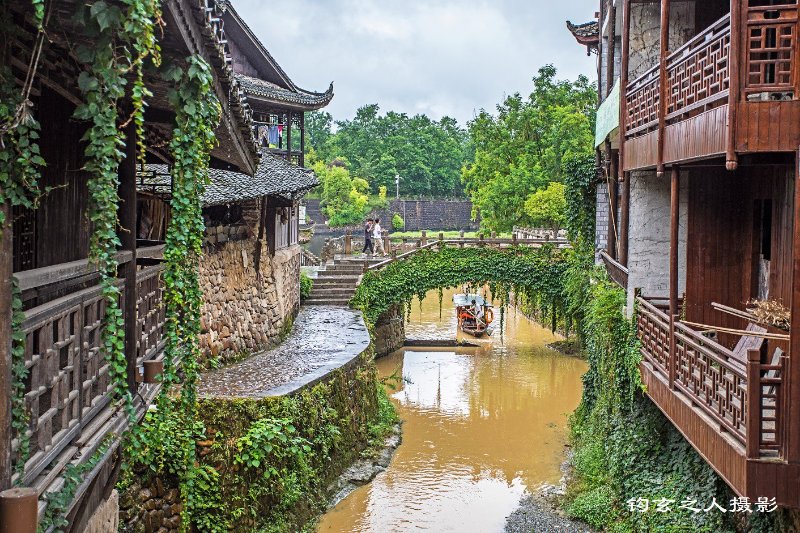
[307,105,472,198]
[461,65,596,232]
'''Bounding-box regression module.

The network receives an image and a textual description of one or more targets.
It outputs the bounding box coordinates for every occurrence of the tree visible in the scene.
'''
[461,65,596,232]
[305,110,334,159]
[314,161,369,227]
[524,182,567,233]
[326,105,471,197]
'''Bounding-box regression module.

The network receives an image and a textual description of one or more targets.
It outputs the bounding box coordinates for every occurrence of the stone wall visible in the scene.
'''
[629,2,695,80]
[373,304,405,357]
[119,480,181,533]
[305,198,478,231]
[199,225,300,362]
[625,170,688,315]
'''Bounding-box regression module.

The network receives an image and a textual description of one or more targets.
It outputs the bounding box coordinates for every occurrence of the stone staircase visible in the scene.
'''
[305,256,384,306]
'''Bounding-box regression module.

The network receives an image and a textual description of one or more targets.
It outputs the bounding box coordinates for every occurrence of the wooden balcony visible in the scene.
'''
[10,247,166,520]
[623,5,800,171]
[600,250,628,289]
[636,296,800,507]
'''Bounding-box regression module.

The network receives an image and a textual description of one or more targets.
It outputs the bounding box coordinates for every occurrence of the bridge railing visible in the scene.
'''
[362,233,570,273]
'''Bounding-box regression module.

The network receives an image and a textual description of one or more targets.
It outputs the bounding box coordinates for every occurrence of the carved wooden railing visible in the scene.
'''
[665,15,731,120]
[744,4,798,95]
[626,15,731,137]
[625,64,660,135]
[637,297,671,375]
[600,250,629,289]
[636,296,787,459]
[672,319,749,446]
[11,249,166,489]
[136,264,166,366]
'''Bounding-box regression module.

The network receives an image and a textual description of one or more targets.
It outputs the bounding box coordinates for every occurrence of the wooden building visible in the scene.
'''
[574,0,800,508]
[140,153,319,362]
[223,3,334,168]
[0,0,329,530]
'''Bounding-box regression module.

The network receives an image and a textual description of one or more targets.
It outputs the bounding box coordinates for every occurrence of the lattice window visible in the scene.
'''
[745,4,798,93]
[136,265,166,366]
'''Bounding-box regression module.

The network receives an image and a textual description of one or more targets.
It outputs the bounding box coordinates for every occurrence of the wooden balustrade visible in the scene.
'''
[625,66,660,135]
[10,251,166,487]
[636,295,787,460]
[600,251,629,289]
[665,15,731,121]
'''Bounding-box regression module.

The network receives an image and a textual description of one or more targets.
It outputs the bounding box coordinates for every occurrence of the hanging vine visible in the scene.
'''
[158,55,220,530]
[73,0,163,419]
[353,246,569,329]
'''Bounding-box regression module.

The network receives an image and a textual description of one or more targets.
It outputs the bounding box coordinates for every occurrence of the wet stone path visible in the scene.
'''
[198,306,370,398]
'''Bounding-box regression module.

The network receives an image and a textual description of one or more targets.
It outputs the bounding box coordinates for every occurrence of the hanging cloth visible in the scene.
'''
[268,125,280,146]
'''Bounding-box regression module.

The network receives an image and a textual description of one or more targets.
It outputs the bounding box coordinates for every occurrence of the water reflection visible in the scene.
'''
[317,288,587,533]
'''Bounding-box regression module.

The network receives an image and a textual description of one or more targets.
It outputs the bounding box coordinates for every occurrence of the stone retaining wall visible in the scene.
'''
[374,304,405,357]
[305,198,478,231]
[199,230,300,363]
[119,480,181,532]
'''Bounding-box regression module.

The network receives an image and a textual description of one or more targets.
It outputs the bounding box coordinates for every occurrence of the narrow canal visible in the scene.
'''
[317,288,588,532]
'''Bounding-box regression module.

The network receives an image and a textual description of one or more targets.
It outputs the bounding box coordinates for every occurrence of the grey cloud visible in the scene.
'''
[233,0,597,124]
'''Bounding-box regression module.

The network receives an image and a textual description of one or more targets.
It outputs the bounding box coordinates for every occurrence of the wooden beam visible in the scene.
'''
[668,165,680,389]
[657,0,671,177]
[619,0,631,177]
[788,149,800,463]
[726,0,740,171]
[300,113,306,167]
[607,141,618,258]
[0,200,12,491]
[619,152,631,266]
[286,111,292,162]
[119,121,138,394]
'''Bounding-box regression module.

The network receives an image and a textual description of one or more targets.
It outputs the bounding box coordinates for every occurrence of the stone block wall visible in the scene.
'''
[373,304,405,357]
[199,226,301,362]
[119,480,182,532]
[304,198,478,231]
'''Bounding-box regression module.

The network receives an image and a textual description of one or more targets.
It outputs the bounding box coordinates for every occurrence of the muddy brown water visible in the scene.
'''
[317,288,587,533]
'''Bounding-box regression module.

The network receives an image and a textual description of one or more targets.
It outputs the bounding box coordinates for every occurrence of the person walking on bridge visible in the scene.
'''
[372,217,387,257]
[362,218,374,255]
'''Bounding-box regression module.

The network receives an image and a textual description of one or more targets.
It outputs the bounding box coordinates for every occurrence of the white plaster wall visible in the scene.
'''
[625,170,688,315]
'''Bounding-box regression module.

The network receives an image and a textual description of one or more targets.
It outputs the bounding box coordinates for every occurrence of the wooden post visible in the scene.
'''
[300,112,306,167]
[619,152,630,266]
[420,230,427,247]
[668,166,680,390]
[285,111,292,162]
[0,200,11,491]
[382,230,390,254]
[747,348,762,459]
[726,0,740,171]
[438,232,444,251]
[607,140,618,258]
[459,230,464,239]
[512,233,517,245]
[119,121,138,394]
[605,0,616,99]
[657,0,671,177]
[619,0,631,174]
[344,230,352,255]
[788,148,800,463]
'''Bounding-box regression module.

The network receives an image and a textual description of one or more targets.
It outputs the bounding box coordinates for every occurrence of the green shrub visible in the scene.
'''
[300,272,313,300]
[566,484,615,528]
[391,213,404,231]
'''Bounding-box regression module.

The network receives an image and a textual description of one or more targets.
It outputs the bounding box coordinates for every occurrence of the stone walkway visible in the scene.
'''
[198,306,370,398]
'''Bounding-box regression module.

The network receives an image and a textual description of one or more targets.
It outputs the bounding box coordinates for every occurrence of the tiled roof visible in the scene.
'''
[236,74,334,109]
[567,20,600,47]
[139,152,318,206]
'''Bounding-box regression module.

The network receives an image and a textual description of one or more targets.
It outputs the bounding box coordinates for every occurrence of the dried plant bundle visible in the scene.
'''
[746,299,791,332]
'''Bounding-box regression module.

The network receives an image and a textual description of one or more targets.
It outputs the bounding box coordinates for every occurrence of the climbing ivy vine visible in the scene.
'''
[352,245,570,328]
[74,0,163,420]
[159,54,220,530]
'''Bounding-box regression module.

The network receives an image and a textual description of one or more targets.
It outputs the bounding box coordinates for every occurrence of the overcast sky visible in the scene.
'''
[233,0,597,125]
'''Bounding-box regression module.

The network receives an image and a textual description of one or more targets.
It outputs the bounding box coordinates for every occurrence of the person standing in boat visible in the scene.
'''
[362,218,374,255]
[372,217,388,257]
[472,299,485,325]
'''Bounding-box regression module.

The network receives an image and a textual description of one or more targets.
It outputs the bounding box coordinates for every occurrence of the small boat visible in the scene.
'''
[453,293,495,338]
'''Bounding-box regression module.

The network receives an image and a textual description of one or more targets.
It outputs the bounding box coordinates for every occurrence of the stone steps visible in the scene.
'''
[307,257,365,307]
[304,298,353,306]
